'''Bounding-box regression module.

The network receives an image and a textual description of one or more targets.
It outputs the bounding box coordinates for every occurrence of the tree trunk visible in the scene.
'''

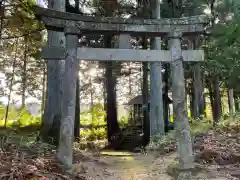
[74,77,80,138]
[119,34,132,123]
[4,38,18,127]
[90,77,94,121]
[149,0,164,136]
[103,73,107,113]
[234,92,239,112]
[213,75,221,124]
[193,64,203,118]
[75,0,79,10]
[163,64,170,132]
[192,38,204,118]
[105,35,119,143]
[207,80,214,119]
[203,93,207,117]
[185,79,188,113]
[0,0,5,43]
[142,36,150,146]
[169,30,194,169]
[228,88,234,116]
[41,62,47,120]
[128,65,133,123]
[190,81,194,118]
[21,35,28,108]
[199,72,205,116]
[41,0,65,145]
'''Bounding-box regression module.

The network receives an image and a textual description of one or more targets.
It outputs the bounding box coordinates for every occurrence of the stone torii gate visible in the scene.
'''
[34,6,207,169]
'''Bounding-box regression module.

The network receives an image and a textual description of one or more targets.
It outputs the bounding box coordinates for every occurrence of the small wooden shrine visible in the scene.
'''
[126,93,172,125]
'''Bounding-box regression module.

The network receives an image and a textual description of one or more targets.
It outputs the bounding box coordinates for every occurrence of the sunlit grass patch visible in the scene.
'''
[101,151,133,156]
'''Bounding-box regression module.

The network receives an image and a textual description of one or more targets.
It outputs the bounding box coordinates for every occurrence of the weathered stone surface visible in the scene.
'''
[41,17,205,35]
[34,5,208,25]
[41,47,204,62]
[169,30,194,169]
[41,0,65,146]
[34,5,207,35]
[41,46,65,60]
[57,33,79,170]
[149,0,164,136]
[34,6,209,25]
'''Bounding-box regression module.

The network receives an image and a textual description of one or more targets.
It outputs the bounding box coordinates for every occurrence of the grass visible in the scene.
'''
[0,103,239,152]
[0,104,130,150]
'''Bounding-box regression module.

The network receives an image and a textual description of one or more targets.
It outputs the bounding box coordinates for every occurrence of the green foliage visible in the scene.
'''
[204,0,240,91]
[80,103,106,126]
[80,103,131,141]
[166,161,181,179]
[80,103,107,140]
[1,0,46,101]
[80,127,107,141]
[189,118,213,136]
[0,105,41,128]
[147,130,176,152]
[148,113,240,152]
[119,115,129,127]
[0,129,56,154]
[217,113,240,132]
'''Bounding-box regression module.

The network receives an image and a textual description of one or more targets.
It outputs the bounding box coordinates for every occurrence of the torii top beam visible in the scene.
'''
[33,6,208,36]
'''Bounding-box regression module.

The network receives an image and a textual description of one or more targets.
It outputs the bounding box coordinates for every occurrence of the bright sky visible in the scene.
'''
[35,0,94,13]
[36,0,47,7]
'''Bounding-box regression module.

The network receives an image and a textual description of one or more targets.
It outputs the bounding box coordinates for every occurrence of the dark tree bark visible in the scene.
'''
[142,36,150,146]
[228,88,234,116]
[42,0,81,145]
[74,77,80,138]
[105,35,119,143]
[42,60,62,145]
[103,73,107,113]
[75,0,79,10]
[41,0,65,146]
[234,92,239,112]
[128,65,133,123]
[41,63,47,120]
[207,80,215,120]
[192,65,202,118]
[199,73,205,116]
[4,38,18,127]
[185,79,188,110]
[192,38,204,118]
[142,62,149,145]
[163,64,170,132]
[21,35,28,108]
[190,81,194,118]
[213,75,221,124]
[0,0,5,43]
[203,93,207,117]
[66,0,82,14]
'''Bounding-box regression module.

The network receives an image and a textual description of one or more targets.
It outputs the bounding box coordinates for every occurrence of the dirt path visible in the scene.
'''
[75,151,175,180]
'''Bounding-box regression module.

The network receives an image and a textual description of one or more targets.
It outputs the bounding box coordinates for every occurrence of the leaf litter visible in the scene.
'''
[0,138,86,180]
[0,126,239,180]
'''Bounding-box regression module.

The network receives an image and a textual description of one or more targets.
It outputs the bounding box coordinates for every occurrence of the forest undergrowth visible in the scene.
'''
[0,117,239,180]
[149,117,240,180]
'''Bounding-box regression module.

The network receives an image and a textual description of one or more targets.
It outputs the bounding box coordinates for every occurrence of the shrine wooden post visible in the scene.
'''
[57,27,79,169]
[34,5,207,170]
[169,30,194,169]
[150,0,164,136]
